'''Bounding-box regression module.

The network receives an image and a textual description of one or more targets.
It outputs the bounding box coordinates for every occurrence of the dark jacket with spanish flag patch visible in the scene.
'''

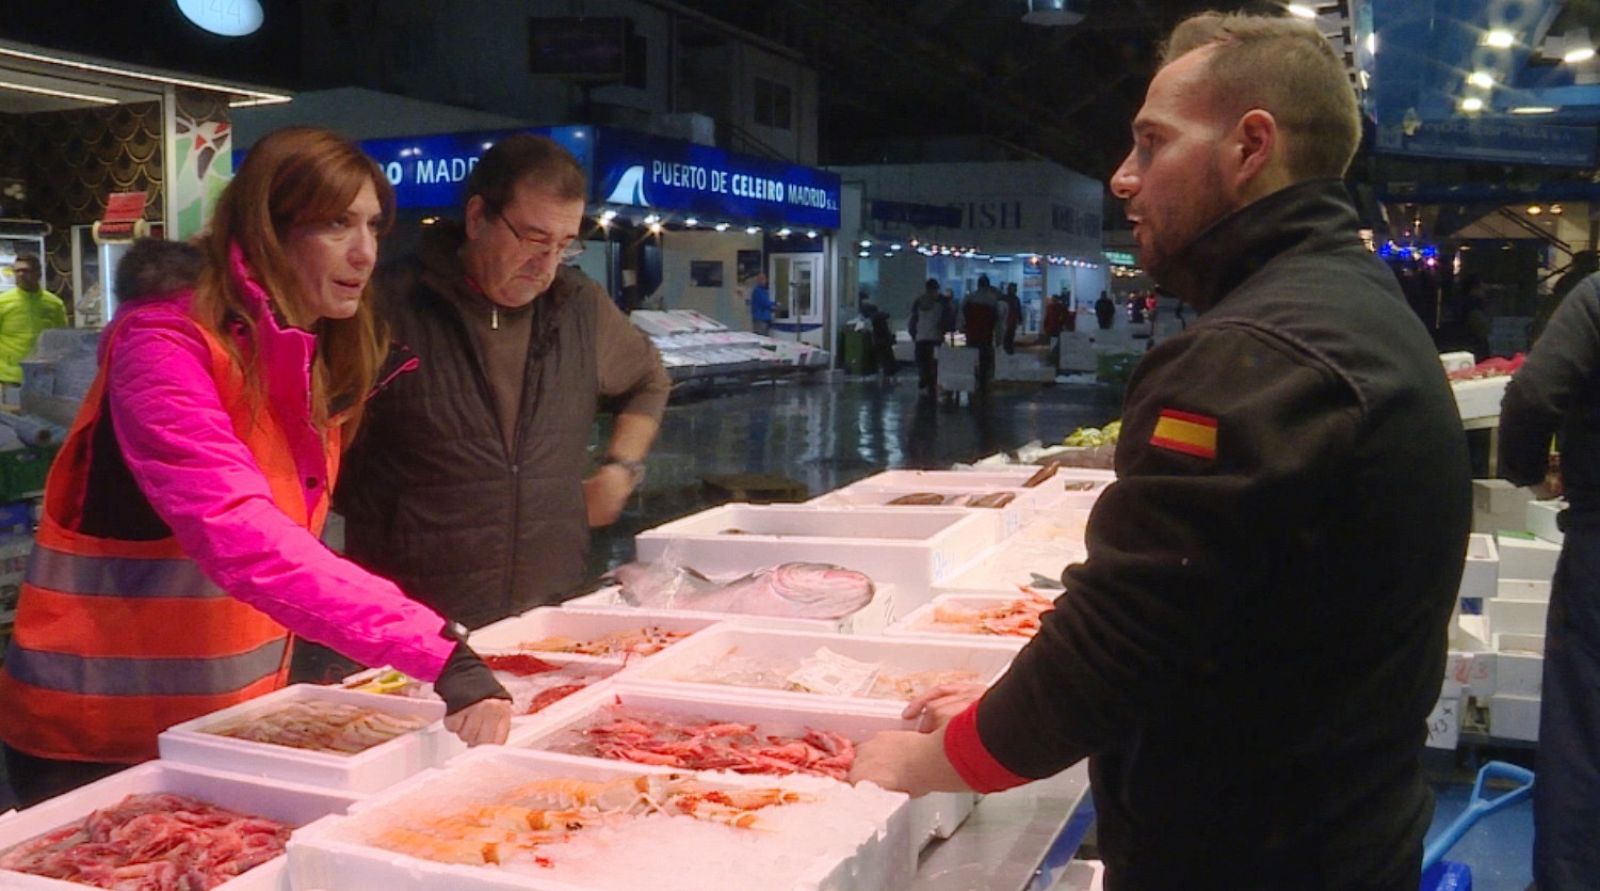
[947,181,1471,890]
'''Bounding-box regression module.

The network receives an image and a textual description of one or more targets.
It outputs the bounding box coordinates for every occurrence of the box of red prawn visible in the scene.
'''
[158,684,450,794]
[886,591,1043,648]
[506,682,978,849]
[0,759,359,891]
[288,746,912,891]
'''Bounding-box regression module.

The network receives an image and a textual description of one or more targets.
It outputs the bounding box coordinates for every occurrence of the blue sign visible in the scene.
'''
[1374,119,1596,169]
[593,128,840,229]
[360,126,594,211]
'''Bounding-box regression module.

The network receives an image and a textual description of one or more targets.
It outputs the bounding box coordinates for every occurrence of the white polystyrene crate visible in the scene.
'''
[1444,649,1495,698]
[934,526,1087,594]
[1499,578,1552,602]
[1526,499,1565,545]
[635,505,992,601]
[158,684,447,793]
[1496,533,1561,581]
[469,607,722,666]
[566,581,898,635]
[1489,693,1541,741]
[287,747,912,891]
[621,625,1018,713]
[1451,376,1508,421]
[1495,632,1546,656]
[807,488,1023,544]
[857,468,1114,508]
[0,760,359,891]
[1486,598,1549,636]
[1473,479,1534,515]
[1440,351,1477,375]
[884,592,1041,647]
[1459,533,1499,601]
[508,684,976,846]
[1493,651,1544,698]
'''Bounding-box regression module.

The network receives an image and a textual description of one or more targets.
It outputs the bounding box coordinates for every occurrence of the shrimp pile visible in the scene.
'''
[553,707,855,780]
[673,647,980,700]
[516,626,689,658]
[927,588,1056,638]
[368,775,806,867]
[204,700,430,754]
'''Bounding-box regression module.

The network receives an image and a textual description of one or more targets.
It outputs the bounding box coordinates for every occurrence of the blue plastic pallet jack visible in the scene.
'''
[1420,761,1536,891]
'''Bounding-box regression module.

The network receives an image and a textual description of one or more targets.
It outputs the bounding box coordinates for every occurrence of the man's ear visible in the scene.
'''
[464,194,487,240]
[1231,108,1280,195]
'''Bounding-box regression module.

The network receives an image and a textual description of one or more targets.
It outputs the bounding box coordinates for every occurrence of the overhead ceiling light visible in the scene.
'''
[890,243,903,250]
[858,251,870,258]
[1510,105,1558,114]
[1357,70,1371,90]
[745,226,760,235]
[1467,71,1495,88]
[806,230,818,238]
[859,239,871,248]
[1022,0,1085,26]
[648,222,663,234]
[0,79,117,105]
[1527,205,1543,215]
[1484,29,1515,48]
[1551,204,1565,215]
[0,44,291,106]
[643,213,661,225]
[1563,46,1596,64]
[600,209,618,223]
[683,217,698,227]
[714,222,730,232]
[1460,96,1484,113]
[1286,4,1317,19]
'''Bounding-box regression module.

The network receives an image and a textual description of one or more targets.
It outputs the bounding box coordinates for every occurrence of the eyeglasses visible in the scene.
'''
[495,211,585,263]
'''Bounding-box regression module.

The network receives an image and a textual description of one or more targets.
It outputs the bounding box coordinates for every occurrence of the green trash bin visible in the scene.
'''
[841,327,873,374]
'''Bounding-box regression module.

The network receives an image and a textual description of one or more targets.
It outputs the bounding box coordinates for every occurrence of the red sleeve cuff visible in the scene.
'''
[942,700,1031,793]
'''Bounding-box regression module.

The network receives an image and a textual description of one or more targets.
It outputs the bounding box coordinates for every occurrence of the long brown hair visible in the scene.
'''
[191,126,394,436]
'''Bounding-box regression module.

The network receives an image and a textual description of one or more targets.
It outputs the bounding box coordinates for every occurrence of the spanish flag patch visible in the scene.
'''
[1150,409,1218,459]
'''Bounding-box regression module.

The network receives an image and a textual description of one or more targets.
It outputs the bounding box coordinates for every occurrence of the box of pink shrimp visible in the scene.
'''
[158,684,451,794]
[507,682,978,848]
[468,606,723,668]
[287,746,914,891]
[0,759,359,891]
[886,591,1046,648]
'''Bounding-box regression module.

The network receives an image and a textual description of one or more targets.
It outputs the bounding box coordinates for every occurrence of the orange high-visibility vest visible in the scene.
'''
[0,314,339,763]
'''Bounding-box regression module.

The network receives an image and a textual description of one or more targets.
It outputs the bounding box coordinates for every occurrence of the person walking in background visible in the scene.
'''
[0,253,67,400]
[1000,281,1023,355]
[1094,290,1115,330]
[746,271,774,336]
[1497,265,1600,890]
[963,274,1001,391]
[1042,291,1069,368]
[0,128,513,808]
[909,277,954,393]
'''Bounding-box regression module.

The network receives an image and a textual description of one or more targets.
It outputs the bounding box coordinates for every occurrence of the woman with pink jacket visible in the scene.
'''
[0,128,511,807]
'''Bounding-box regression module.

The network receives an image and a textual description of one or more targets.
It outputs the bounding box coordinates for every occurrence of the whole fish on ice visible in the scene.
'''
[609,561,874,619]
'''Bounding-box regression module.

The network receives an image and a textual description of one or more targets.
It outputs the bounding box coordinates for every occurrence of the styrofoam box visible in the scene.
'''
[1473,479,1533,515]
[934,530,1087,593]
[1526,499,1565,545]
[1489,693,1541,742]
[1440,351,1477,375]
[1452,376,1509,421]
[1494,631,1546,656]
[1494,651,1544,698]
[1444,649,1495,697]
[1425,689,1462,751]
[1455,613,1493,651]
[858,468,1115,509]
[564,580,899,635]
[885,592,1039,648]
[469,607,723,666]
[1496,533,1561,581]
[635,505,992,607]
[508,684,976,847]
[0,760,360,891]
[808,487,1033,544]
[1459,533,1499,601]
[1499,578,1552,602]
[622,625,1019,713]
[287,747,913,891]
[159,684,448,793]
[1486,597,1549,636]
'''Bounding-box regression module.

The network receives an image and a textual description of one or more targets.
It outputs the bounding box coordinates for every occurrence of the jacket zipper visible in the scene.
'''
[501,315,543,617]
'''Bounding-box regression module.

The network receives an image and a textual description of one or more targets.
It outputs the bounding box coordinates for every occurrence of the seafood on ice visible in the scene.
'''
[366,774,807,867]
[549,705,856,780]
[0,792,290,890]
[610,560,874,619]
[927,588,1057,638]
[672,645,981,700]
[516,626,689,658]
[204,700,430,754]
[344,661,611,716]
[886,491,1016,508]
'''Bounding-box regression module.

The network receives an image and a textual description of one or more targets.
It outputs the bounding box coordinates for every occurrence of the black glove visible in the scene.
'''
[433,642,511,716]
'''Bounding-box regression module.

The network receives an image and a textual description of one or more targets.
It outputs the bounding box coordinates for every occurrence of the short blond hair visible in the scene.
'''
[1162,12,1361,180]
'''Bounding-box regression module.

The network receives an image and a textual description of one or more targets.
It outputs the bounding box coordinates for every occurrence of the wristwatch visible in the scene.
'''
[601,455,647,486]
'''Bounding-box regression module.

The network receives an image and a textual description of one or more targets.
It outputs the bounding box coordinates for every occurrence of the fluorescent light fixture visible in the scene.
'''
[1286,4,1317,19]
[0,44,291,106]
[648,222,663,234]
[858,251,870,257]
[1510,105,1558,114]
[1468,71,1494,88]
[1484,29,1515,48]
[1551,204,1565,214]
[1563,46,1596,64]
[1461,96,1484,112]
[890,243,903,250]
[0,79,116,105]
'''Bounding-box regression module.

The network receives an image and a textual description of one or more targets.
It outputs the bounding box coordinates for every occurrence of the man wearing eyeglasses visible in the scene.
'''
[335,134,670,630]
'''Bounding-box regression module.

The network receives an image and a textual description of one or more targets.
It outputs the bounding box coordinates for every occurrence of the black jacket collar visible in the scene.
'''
[1161,179,1363,314]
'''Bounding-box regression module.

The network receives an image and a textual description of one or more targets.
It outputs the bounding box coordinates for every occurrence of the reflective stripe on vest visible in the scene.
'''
[0,309,335,763]
[4,636,289,696]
